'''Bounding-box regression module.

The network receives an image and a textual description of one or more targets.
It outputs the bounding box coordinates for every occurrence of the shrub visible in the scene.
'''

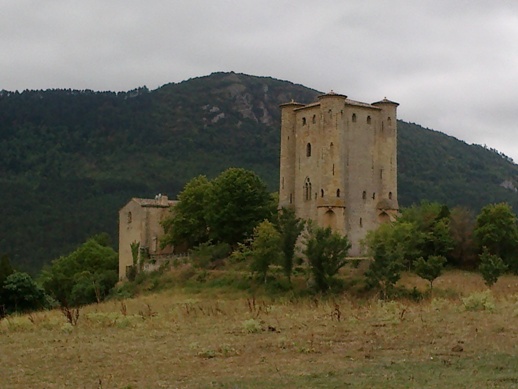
[242,318,262,333]
[462,290,495,312]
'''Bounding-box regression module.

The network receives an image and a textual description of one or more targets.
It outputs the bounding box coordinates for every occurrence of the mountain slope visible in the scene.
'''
[0,72,517,272]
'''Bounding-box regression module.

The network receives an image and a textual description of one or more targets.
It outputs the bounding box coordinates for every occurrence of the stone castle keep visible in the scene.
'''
[278,92,399,255]
[118,91,399,278]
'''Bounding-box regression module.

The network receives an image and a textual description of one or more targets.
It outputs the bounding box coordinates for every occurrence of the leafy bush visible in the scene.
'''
[303,224,350,293]
[462,290,495,312]
[189,242,231,269]
[478,247,507,287]
[242,318,262,333]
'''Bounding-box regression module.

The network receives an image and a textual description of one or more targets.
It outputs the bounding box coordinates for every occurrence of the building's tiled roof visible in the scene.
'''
[293,98,382,111]
[132,197,177,208]
[372,97,399,106]
[344,99,380,109]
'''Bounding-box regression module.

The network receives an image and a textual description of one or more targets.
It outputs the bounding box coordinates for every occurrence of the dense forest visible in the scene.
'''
[1,72,517,273]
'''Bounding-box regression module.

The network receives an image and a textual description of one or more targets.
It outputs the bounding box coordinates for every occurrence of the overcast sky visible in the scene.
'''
[1,0,517,161]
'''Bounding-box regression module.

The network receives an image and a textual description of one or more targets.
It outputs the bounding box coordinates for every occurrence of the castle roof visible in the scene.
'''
[293,98,381,111]
[122,196,177,210]
[372,97,399,106]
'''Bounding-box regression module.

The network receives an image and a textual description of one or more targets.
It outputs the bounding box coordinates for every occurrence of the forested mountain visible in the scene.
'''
[1,72,517,272]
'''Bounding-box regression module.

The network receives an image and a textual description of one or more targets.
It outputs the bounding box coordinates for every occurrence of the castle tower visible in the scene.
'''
[279,92,398,256]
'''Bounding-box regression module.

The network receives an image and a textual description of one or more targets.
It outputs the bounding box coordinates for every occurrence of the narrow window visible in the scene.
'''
[321,189,324,198]
[352,113,357,122]
[328,109,332,117]
[281,177,284,190]
[372,192,376,200]
[362,191,366,200]
[360,218,363,228]
[336,189,340,198]
[306,143,312,157]
[389,192,393,200]
[312,114,316,124]
[305,178,312,201]
[127,212,132,224]
[332,164,335,176]
[302,117,306,125]
[314,192,317,200]
[367,116,372,124]
[290,193,293,204]
[380,169,383,179]
[388,117,392,126]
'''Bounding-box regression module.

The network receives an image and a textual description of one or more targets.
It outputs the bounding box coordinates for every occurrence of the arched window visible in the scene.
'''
[387,117,392,126]
[352,113,357,123]
[305,178,312,201]
[362,191,366,200]
[302,117,306,125]
[336,189,341,198]
[306,143,312,157]
[312,114,316,124]
[367,116,372,124]
[389,191,393,200]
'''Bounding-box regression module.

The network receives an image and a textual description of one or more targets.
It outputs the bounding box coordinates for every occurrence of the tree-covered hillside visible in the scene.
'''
[0,72,517,272]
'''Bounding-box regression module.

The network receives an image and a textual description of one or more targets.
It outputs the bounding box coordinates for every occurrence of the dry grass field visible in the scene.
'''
[2,270,518,388]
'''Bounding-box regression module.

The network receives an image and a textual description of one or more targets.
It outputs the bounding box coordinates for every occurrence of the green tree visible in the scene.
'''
[276,208,305,282]
[303,224,351,292]
[478,247,508,287]
[449,206,477,268]
[399,202,454,264]
[414,255,447,292]
[161,175,212,249]
[474,203,518,273]
[206,168,273,246]
[41,238,118,306]
[3,272,46,312]
[250,220,283,283]
[363,222,412,299]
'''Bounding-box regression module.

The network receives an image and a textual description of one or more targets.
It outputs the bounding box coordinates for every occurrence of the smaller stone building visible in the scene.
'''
[118,195,176,280]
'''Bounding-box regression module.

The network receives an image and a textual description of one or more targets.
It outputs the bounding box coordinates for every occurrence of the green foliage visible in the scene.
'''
[206,168,273,246]
[462,290,495,312]
[478,247,508,287]
[363,223,407,298]
[41,238,118,306]
[189,242,231,269]
[2,272,47,312]
[414,255,447,290]
[161,175,212,249]
[275,208,305,282]
[474,203,518,273]
[449,207,477,268]
[399,202,455,265]
[303,224,351,292]
[250,220,283,282]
